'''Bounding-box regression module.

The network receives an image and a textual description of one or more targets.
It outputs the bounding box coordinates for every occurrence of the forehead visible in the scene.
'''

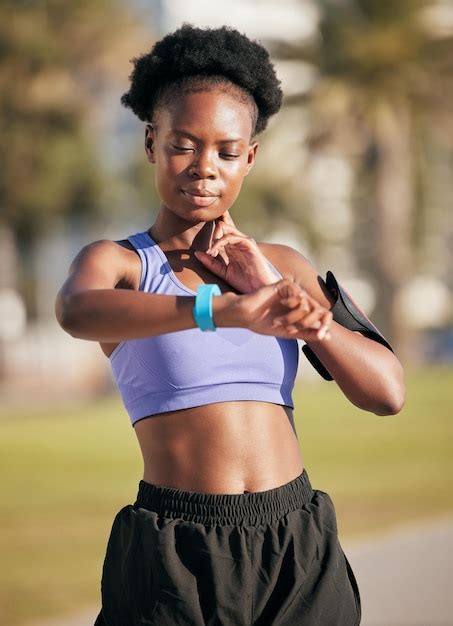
[158,89,253,143]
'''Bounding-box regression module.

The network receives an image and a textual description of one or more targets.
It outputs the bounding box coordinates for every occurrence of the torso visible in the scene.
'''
[100,237,304,494]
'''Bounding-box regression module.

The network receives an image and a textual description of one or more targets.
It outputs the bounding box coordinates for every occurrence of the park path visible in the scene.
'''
[343,514,453,626]
[33,514,453,626]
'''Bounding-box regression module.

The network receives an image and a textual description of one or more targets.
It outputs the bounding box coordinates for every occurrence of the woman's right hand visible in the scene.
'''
[235,278,332,342]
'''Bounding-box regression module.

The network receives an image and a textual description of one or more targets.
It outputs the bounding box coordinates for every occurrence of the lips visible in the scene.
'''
[182,188,219,197]
[181,189,219,206]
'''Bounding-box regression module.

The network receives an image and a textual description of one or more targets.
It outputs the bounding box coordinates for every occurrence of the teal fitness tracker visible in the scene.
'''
[192,284,222,331]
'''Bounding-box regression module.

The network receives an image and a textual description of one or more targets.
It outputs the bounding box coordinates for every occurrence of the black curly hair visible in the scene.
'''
[120,23,283,140]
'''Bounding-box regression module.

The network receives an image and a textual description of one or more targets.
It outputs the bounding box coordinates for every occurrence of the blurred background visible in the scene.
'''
[1,1,452,625]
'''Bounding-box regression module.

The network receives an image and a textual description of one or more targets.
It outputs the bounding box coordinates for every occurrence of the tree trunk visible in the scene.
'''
[0,224,21,381]
[371,100,419,365]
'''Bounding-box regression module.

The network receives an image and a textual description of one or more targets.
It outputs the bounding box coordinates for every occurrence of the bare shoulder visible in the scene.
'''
[72,237,130,262]
[66,237,141,291]
[258,242,316,283]
[258,242,334,308]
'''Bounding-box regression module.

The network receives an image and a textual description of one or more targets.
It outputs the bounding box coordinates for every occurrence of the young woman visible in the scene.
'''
[55,23,405,626]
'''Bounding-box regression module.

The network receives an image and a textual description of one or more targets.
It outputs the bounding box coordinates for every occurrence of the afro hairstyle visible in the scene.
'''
[120,22,283,139]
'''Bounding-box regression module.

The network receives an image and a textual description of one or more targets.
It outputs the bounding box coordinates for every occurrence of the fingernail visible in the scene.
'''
[273,319,282,326]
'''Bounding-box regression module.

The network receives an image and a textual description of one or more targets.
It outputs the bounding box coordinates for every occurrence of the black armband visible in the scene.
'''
[302,271,394,381]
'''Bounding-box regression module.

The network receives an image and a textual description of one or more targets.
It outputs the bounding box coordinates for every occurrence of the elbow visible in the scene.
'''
[56,310,80,338]
[356,392,405,416]
[374,362,406,416]
[373,390,405,416]
[55,294,82,338]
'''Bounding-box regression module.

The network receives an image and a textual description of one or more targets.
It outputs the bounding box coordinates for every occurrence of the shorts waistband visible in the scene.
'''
[133,468,314,526]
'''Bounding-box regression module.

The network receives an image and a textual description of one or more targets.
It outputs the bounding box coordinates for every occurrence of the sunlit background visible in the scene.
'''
[1,1,452,625]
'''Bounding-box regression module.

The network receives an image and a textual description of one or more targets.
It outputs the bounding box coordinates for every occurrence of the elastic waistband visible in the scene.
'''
[133,468,314,526]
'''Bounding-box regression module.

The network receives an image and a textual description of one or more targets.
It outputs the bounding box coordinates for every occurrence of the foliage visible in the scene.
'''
[281,0,453,133]
[272,0,453,359]
[0,1,146,246]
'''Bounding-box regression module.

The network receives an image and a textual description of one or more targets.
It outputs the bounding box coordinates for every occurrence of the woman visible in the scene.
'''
[55,23,405,626]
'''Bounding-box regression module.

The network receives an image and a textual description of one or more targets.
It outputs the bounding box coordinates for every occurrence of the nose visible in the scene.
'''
[189,149,217,179]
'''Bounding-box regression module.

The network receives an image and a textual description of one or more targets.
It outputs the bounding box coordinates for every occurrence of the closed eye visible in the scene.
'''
[171,146,239,159]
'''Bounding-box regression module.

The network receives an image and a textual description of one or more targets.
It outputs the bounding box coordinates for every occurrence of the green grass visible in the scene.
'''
[293,364,453,540]
[0,365,452,625]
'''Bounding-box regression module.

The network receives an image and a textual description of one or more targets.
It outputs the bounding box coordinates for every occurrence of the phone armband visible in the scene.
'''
[302,271,394,381]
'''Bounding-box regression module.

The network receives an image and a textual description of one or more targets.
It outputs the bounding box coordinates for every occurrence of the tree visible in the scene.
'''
[0,0,149,314]
[273,0,453,362]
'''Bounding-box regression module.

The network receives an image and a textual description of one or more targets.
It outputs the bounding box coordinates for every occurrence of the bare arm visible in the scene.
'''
[274,244,405,416]
[55,240,239,341]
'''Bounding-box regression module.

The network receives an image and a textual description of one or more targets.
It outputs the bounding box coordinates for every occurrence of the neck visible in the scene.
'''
[148,217,216,252]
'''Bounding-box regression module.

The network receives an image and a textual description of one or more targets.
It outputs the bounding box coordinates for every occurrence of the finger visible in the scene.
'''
[277,319,322,333]
[276,324,332,341]
[207,233,253,256]
[217,210,238,228]
[272,310,314,330]
[212,224,244,242]
[298,306,327,329]
[316,310,333,339]
[273,298,316,325]
[206,234,222,255]
[284,326,329,340]
[223,224,249,237]
[210,219,240,238]
[209,230,250,249]
[279,283,304,304]
[279,298,301,311]
[209,222,224,248]
[277,280,308,300]
[209,222,258,250]
[273,285,310,325]
[303,327,332,341]
[320,309,333,328]
[193,249,228,275]
[280,293,310,310]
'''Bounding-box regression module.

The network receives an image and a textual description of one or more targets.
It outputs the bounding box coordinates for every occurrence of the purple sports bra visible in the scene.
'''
[108,230,299,427]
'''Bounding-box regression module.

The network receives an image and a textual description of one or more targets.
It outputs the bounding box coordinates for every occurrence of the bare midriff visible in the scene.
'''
[105,239,304,495]
[133,400,304,495]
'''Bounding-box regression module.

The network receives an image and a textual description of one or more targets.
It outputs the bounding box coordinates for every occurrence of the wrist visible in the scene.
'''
[212,292,242,327]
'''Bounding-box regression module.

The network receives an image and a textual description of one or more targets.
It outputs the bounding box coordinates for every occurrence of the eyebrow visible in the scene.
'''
[171,129,244,144]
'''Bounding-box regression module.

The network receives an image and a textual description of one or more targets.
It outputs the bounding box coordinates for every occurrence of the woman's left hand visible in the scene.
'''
[194,210,279,294]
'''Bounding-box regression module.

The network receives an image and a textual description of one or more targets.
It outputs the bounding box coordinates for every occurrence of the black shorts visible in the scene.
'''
[94,468,361,625]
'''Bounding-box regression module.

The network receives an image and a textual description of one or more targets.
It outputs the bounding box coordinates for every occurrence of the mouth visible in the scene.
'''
[181,190,220,206]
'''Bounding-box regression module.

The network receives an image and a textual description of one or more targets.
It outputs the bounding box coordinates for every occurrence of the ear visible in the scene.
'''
[145,124,155,163]
[244,141,259,176]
